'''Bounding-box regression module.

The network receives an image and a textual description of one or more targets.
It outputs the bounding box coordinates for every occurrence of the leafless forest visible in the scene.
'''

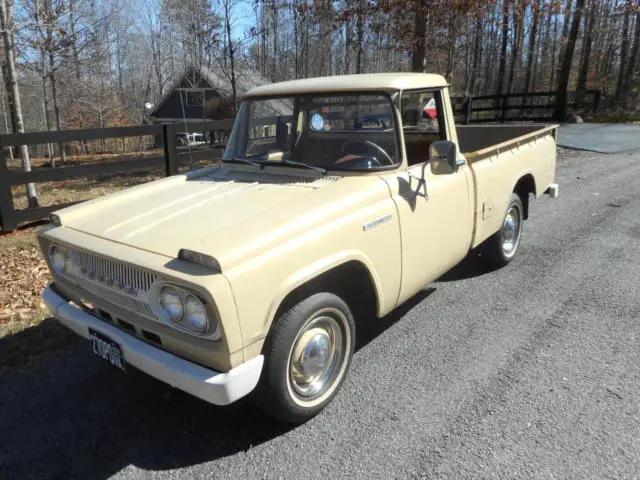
[0,0,638,137]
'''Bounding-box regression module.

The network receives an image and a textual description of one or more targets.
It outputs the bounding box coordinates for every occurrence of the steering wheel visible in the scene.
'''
[340,140,394,166]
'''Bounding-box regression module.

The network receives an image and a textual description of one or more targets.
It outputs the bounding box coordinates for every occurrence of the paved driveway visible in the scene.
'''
[1,148,639,479]
[558,123,640,153]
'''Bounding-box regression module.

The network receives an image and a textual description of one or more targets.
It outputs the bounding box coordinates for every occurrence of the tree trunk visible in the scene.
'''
[496,0,510,94]
[577,0,598,92]
[48,51,67,163]
[445,11,457,83]
[557,0,574,84]
[0,0,38,207]
[550,10,559,89]
[355,0,365,74]
[411,2,426,72]
[224,0,237,108]
[68,0,81,81]
[553,0,585,121]
[506,0,525,94]
[271,1,278,81]
[469,15,483,95]
[615,1,632,101]
[621,5,640,103]
[525,0,541,93]
[40,51,54,166]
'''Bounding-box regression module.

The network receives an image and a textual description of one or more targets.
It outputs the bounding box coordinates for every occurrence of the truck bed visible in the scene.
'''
[457,124,558,160]
[456,124,558,249]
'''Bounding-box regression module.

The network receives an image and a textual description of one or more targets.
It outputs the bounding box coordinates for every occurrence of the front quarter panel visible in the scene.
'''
[223,176,402,354]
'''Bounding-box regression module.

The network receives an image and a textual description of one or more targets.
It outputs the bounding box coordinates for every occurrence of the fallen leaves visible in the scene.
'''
[0,231,51,332]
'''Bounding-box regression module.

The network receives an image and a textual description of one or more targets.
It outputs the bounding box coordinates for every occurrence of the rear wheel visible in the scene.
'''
[254,292,355,423]
[480,193,524,268]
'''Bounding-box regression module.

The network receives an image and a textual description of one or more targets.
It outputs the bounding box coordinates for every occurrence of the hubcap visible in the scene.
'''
[288,310,347,401]
[502,205,521,255]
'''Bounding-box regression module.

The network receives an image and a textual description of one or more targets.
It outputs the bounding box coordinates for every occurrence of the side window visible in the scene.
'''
[401,91,442,135]
[246,100,294,156]
[401,90,445,166]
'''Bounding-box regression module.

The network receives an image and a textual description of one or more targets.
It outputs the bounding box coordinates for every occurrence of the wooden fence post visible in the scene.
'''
[593,90,601,114]
[163,123,179,176]
[0,137,17,232]
[464,96,473,125]
[501,94,508,123]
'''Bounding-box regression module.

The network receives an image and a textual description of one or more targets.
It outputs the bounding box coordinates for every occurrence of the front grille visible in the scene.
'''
[68,249,156,293]
[64,248,159,321]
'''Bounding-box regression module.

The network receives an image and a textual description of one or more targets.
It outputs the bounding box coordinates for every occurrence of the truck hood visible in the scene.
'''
[55,165,384,270]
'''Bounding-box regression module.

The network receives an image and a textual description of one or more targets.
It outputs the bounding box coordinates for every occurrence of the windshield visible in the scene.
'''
[224,93,400,171]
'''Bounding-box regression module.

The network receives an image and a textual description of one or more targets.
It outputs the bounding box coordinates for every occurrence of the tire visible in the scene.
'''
[480,193,524,268]
[254,292,356,423]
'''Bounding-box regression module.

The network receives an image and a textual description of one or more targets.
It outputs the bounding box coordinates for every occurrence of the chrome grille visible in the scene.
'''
[68,249,156,293]
[65,248,158,320]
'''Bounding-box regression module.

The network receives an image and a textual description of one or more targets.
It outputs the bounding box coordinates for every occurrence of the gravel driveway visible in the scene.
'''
[1,147,639,479]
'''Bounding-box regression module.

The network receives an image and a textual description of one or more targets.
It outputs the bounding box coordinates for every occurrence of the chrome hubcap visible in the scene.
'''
[502,205,521,255]
[289,311,346,400]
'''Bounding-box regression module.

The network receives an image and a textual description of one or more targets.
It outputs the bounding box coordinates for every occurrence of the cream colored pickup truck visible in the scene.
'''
[39,73,558,423]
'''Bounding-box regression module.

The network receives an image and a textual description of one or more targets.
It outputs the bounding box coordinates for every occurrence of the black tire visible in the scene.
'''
[480,193,524,268]
[254,292,356,423]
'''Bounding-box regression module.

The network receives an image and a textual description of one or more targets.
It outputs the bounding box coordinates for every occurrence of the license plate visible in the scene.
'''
[89,329,127,373]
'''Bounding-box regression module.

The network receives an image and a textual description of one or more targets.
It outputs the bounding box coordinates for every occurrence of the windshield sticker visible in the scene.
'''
[310,113,325,131]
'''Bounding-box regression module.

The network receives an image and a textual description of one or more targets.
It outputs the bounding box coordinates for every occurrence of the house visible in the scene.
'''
[148,65,289,146]
[148,65,284,123]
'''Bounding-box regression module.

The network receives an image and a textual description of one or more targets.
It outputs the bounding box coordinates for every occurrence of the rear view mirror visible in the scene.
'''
[429,140,458,175]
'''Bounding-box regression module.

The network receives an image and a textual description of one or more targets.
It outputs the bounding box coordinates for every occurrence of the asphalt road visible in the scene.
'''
[2,147,639,479]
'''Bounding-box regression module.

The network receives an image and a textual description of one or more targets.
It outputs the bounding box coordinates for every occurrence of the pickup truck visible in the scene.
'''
[39,73,558,423]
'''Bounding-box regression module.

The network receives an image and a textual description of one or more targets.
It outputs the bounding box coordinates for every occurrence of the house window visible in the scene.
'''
[185,91,204,106]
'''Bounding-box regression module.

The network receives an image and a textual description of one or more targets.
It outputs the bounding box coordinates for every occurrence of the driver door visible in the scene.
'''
[386,89,474,305]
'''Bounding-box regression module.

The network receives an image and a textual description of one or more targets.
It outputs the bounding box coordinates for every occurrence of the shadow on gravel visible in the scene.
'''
[436,252,497,282]
[0,317,79,378]
[356,287,435,351]
[1,288,438,479]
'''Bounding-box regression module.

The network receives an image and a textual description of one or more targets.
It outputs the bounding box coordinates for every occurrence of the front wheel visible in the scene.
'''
[480,193,524,268]
[254,292,355,423]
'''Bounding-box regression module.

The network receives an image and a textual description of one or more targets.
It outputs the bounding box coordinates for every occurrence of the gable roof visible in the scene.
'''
[149,65,281,119]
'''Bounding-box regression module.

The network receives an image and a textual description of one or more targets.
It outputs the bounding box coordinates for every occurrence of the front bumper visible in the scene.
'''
[43,286,263,406]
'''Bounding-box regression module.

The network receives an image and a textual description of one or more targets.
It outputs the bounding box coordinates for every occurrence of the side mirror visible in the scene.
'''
[429,140,458,175]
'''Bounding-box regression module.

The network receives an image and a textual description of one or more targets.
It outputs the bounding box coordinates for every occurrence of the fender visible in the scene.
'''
[264,250,387,334]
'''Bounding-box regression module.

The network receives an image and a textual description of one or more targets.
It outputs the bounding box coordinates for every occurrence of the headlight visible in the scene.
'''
[49,245,67,273]
[185,295,208,332]
[159,286,183,322]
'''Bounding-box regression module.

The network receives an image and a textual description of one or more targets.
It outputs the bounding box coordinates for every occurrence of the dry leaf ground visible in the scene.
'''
[0,166,165,378]
[0,227,78,378]
[1,150,219,378]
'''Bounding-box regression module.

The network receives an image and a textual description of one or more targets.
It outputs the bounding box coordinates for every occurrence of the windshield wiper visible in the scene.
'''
[280,159,327,174]
[223,156,264,168]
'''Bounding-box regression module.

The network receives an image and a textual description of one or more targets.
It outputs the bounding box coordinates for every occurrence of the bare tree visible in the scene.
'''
[0,0,38,207]
[553,0,585,121]
[496,0,510,94]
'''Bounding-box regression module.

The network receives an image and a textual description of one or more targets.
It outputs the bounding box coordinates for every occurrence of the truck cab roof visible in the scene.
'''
[244,73,449,98]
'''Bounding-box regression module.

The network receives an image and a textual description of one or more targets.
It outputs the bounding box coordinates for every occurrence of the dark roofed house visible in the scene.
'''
[148,65,276,125]
[148,65,292,147]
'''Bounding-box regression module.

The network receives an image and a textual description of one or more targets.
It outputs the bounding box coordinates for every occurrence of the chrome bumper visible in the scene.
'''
[43,286,263,406]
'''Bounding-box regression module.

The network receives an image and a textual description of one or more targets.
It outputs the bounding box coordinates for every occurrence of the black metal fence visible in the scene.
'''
[0,119,233,232]
[452,89,601,124]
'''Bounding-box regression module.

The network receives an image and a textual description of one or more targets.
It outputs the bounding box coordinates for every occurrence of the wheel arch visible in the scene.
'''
[513,173,537,220]
[265,255,382,341]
